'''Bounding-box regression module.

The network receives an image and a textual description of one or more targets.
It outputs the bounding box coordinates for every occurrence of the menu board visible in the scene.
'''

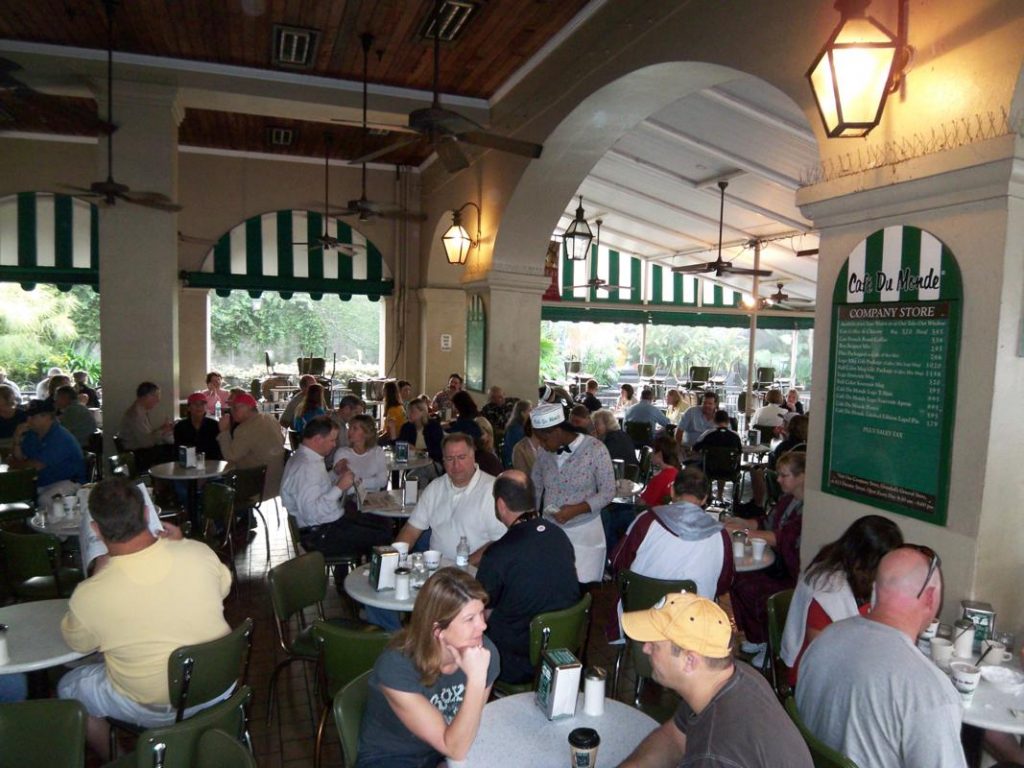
[823,226,962,525]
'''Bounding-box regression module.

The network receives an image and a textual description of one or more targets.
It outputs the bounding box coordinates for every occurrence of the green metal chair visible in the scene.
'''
[0,698,87,768]
[0,467,37,523]
[106,686,253,768]
[109,618,255,756]
[195,728,256,768]
[700,446,741,507]
[0,529,82,600]
[311,620,392,768]
[492,592,592,697]
[195,482,237,578]
[333,670,372,768]
[783,696,860,768]
[765,588,795,699]
[224,464,271,560]
[624,421,653,449]
[637,445,654,485]
[614,570,697,703]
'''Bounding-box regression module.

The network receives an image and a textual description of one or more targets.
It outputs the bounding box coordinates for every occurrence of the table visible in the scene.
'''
[958,660,1024,735]
[360,489,414,519]
[148,460,228,528]
[344,559,474,612]
[384,454,433,474]
[734,541,777,573]
[741,444,771,460]
[612,479,643,503]
[464,692,658,767]
[26,511,83,539]
[0,599,89,674]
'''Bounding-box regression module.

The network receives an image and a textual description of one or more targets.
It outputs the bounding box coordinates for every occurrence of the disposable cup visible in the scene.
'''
[930,637,954,669]
[751,539,767,560]
[423,549,442,570]
[950,661,981,705]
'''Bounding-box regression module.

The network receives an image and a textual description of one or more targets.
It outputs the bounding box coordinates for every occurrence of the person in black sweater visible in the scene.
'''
[578,378,603,412]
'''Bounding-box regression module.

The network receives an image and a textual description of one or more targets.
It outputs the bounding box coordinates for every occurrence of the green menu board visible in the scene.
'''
[823,226,962,525]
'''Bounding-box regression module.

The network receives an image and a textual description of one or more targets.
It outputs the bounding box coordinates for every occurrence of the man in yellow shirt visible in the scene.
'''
[58,477,233,759]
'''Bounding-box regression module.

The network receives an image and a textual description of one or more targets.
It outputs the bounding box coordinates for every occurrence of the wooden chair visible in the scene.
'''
[783,696,860,768]
[765,588,795,698]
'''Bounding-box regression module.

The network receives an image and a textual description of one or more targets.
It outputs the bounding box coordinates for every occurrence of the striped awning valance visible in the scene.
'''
[0,192,99,290]
[183,210,393,300]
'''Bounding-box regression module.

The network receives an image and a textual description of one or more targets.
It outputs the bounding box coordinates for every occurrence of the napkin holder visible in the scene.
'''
[177,445,197,469]
[369,546,399,591]
[535,648,582,720]
[962,600,996,652]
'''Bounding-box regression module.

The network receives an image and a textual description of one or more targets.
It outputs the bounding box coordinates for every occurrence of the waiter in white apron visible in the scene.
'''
[529,403,616,584]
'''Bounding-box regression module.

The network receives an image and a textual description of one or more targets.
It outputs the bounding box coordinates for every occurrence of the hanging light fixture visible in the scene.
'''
[807,0,910,138]
[441,202,481,265]
[562,195,594,261]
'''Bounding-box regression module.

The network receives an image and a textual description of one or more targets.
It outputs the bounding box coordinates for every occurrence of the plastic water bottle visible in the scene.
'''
[214,400,222,420]
[456,536,470,569]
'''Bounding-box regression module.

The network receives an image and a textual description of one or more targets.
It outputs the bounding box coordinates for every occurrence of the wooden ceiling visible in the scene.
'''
[0,0,590,162]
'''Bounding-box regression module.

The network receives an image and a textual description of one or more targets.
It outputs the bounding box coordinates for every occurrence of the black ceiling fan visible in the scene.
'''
[768,281,814,307]
[569,220,629,292]
[62,0,181,211]
[347,1,544,173]
[672,181,771,278]
[293,133,366,255]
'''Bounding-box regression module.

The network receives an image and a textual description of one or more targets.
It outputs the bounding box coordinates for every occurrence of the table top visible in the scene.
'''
[734,542,777,573]
[741,444,771,455]
[464,692,658,767]
[0,599,89,674]
[26,511,83,538]
[956,659,1024,734]
[345,559,473,611]
[612,479,644,503]
[360,489,414,519]
[148,460,229,481]
[385,455,433,472]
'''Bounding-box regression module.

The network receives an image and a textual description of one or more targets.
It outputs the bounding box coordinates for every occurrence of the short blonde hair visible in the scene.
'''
[592,409,620,432]
[348,414,378,448]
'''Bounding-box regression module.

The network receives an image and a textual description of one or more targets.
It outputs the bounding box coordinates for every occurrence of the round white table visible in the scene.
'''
[612,480,643,503]
[741,444,771,460]
[733,541,777,573]
[360,489,415,519]
[464,692,658,767]
[148,460,228,527]
[384,454,433,474]
[957,659,1024,735]
[26,512,83,539]
[0,599,89,674]
[344,560,473,612]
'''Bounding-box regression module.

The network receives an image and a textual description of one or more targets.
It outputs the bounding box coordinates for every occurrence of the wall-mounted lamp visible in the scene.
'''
[563,195,594,261]
[441,202,481,265]
[807,0,910,138]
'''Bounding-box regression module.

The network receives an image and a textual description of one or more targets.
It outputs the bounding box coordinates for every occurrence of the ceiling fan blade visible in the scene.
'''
[671,263,715,274]
[121,194,183,212]
[348,137,420,166]
[460,131,543,159]
[727,267,774,277]
[796,249,819,257]
[330,116,419,135]
[60,184,101,196]
[435,135,469,173]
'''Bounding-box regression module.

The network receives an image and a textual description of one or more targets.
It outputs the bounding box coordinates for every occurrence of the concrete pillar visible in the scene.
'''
[465,269,551,402]
[418,287,467,397]
[97,82,182,447]
[178,288,210,393]
[798,136,1024,630]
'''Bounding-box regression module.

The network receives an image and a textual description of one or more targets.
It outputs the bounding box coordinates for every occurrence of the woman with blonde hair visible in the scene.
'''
[356,568,499,768]
[472,416,503,476]
[333,413,388,491]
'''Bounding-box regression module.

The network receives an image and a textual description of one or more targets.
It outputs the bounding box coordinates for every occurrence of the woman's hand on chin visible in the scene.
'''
[446,641,490,685]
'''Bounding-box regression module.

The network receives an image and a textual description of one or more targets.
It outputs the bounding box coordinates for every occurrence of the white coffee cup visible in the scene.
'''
[981,639,1014,666]
[950,661,982,705]
[751,538,767,561]
[930,637,954,669]
[921,618,940,640]
[423,549,442,570]
[391,541,410,566]
[732,540,746,559]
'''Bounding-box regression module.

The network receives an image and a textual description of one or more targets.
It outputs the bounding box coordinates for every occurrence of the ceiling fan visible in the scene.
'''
[348,2,544,173]
[293,133,366,255]
[569,219,629,292]
[747,281,814,310]
[329,34,427,224]
[671,181,771,278]
[62,0,181,211]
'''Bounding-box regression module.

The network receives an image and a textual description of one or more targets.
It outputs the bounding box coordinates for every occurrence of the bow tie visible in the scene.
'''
[556,445,572,455]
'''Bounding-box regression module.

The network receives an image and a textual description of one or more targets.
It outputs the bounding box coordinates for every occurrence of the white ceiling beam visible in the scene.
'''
[699,87,816,142]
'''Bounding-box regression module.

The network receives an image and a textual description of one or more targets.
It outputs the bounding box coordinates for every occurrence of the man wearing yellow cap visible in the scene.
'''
[619,592,811,767]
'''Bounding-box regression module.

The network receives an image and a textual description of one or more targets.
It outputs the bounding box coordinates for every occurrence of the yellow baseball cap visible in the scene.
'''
[621,592,732,658]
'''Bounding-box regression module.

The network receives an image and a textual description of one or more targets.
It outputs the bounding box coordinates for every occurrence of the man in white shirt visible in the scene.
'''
[280,416,391,561]
[395,433,505,565]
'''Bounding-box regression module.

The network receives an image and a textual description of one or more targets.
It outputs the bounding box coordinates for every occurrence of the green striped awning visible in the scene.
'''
[0,192,99,290]
[542,304,813,330]
[183,210,393,301]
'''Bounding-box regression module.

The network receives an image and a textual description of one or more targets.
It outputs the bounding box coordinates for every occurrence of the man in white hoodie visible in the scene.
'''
[609,467,734,640]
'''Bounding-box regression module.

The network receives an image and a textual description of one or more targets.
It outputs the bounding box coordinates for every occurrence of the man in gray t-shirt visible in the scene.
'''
[797,546,966,768]
[619,592,811,768]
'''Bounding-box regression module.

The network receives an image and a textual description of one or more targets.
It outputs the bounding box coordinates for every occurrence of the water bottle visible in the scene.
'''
[456,536,470,569]
[214,400,222,420]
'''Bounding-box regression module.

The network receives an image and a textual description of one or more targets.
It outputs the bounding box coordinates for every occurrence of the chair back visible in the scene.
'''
[783,696,860,768]
[624,421,653,448]
[313,620,392,698]
[528,592,592,666]
[269,552,327,652]
[0,529,81,599]
[82,451,97,484]
[168,618,254,722]
[113,435,128,453]
[0,698,87,768]
[333,670,371,768]
[198,482,236,553]
[688,366,711,387]
[701,447,741,479]
[765,589,795,697]
[196,729,256,768]
[131,686,252,768]
[755,367,776,387]
[286,514,303,558]
[107,451,138,480]
[228,466,266,510]
[754,425,775,446]
[617,571,696,686]
[287,429,301,450]
[0,468,37,507]
[637,446,654,484]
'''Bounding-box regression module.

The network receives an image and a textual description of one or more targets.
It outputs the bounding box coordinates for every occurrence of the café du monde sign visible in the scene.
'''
[823,225,962,525]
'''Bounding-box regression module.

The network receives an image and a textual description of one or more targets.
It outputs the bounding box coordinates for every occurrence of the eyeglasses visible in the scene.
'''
[906,544,941,599]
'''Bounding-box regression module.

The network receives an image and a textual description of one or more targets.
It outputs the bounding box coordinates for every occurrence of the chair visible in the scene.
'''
[686,366,711,391]
[614,570,697,702]
[0,529,82,600]
[286,513,359,583]
[333,670,372,768]
[196,728,256,768]
[108,618,255,756]
[107,686,253,768]
[195,483,237,578]
[753,425,776,446]
[113,435,129,453]
[493,592,592,696]
[83,450,98,484]
[783,696,860,768]
[701,447,741,507]
[624,421,653,448]
[636,445,654,485]
[765,588,795,698]
[755,367,776,391]
[287,429,301,450]
[0,698,87,768]
[107,451,140,480]
[224,465,271,560]
[0,467,37,523]
[311,620,392,768]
